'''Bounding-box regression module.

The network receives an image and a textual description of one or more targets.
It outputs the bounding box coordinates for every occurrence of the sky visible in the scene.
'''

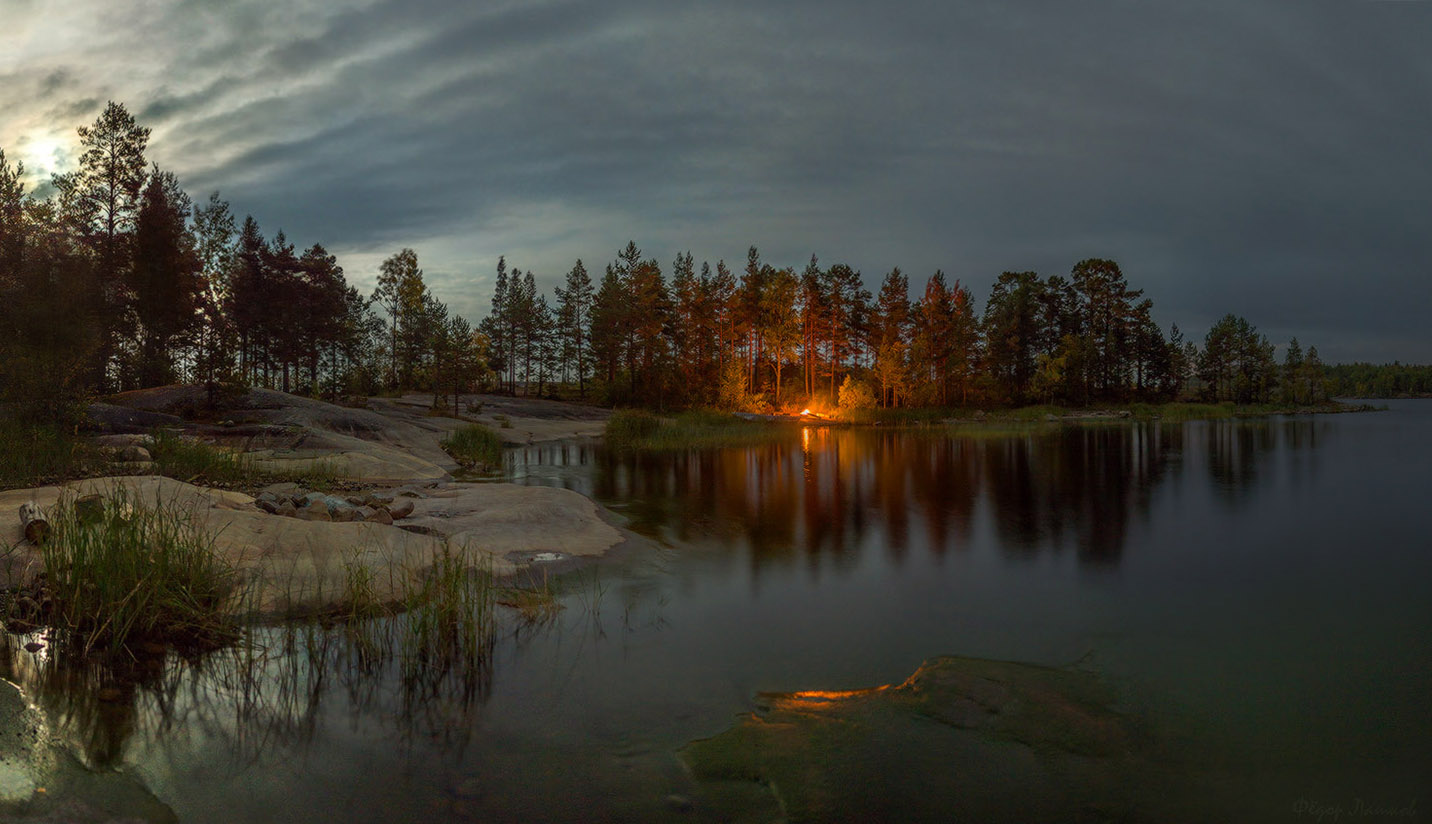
[2,0,1429,362]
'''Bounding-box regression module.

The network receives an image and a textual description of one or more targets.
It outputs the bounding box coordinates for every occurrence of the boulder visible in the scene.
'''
[388,499,415,520]
[256,498,281,515]
[118,445,153,462]
[295,507,331,522]
[365,507,393,525]
[94,433,154,449]
[275,500,298,517]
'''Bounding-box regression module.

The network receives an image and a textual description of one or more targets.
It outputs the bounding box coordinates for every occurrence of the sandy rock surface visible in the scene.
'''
[1,476,623,617]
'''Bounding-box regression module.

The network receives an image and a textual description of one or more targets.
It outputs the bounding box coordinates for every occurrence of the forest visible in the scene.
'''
[0,103,1370,421]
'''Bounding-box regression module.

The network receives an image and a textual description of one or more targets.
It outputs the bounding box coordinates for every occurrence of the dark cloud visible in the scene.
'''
[1,0,1429,360]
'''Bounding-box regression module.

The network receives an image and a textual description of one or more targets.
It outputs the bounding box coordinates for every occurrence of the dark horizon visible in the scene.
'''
[3,0,1429,362]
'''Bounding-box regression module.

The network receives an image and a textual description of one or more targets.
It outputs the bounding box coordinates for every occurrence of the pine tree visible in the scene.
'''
[554,258,594,398]
[130,166,201,387]
[52,101,151,389]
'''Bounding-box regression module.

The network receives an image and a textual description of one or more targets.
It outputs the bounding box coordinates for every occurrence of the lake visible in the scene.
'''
[4,402,1428,822]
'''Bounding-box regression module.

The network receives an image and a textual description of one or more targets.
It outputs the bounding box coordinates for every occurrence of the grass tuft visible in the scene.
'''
[440,424,504,470]
[399,546,495,694]
[40,487,244,654]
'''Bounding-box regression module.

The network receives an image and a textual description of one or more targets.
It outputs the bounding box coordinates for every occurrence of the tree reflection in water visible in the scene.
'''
[586,418,1331,573]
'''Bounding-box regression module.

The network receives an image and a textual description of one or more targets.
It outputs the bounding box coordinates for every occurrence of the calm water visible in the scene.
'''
[4,403,1429,822]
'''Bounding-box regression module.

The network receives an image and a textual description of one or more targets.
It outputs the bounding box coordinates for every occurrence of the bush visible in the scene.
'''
[837,376,876,413]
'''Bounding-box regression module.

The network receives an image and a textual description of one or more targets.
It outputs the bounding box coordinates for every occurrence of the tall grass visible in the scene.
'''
[149,428,255,484]
[0,419,102,489]
[41,487,244,654]
[605,409,798,450]
[149,429,342,488]
[439,424,504,470]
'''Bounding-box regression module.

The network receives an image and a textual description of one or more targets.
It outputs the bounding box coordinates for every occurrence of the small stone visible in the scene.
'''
[23,642,44,653]
[365,491,395,508]
[345,495,367,507]
[119,445,152,462]
[366,508,393,525]
[295,508,332,522]
[388,499,415,520]
[302,492,326,508]
[96,688,124,703]
[398,489,424,499]
[276,501,298,517]
[74,494,105,523]
[321,495,352,513]
[256,499,280,514]
[665,794,694,813]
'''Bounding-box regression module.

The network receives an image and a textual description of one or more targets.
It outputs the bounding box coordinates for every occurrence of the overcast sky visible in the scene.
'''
[2,0,1428,361]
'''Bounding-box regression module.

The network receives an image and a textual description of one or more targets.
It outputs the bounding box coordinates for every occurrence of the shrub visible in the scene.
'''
[837,376,876,413]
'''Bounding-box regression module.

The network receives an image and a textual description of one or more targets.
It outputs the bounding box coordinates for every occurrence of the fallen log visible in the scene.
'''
[19,501,48,545]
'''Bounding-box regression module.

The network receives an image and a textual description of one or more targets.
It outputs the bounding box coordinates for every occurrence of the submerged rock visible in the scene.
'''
[681,656,1150,823]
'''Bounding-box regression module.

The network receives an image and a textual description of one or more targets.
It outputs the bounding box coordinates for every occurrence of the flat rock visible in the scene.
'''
[0,476,622,616]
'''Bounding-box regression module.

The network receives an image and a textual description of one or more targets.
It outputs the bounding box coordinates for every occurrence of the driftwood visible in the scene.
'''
[19,501,48,545]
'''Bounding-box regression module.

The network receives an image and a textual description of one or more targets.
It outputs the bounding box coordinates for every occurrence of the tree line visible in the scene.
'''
[1,102,487,420]
[1323,363,1432,399]
[482,242,1334,411]
[2,102,1351,419]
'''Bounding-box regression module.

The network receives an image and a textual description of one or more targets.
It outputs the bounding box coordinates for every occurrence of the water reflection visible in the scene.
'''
[0,614,495,777]
[516,418,1332,575]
